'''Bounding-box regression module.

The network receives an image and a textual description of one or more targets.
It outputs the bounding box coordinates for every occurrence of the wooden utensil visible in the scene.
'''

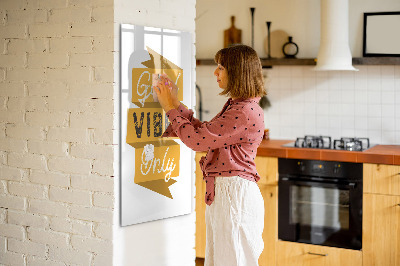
[224,16,242,48]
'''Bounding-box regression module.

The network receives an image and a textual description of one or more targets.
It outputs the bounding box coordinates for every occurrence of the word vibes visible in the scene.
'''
[126,107,167,143]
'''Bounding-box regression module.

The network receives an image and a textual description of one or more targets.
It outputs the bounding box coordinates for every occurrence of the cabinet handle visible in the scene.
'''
[397,204,400,207]
[307,252,328,256]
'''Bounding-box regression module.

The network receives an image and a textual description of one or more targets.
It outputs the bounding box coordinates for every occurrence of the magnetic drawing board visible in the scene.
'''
[120,24,193,226]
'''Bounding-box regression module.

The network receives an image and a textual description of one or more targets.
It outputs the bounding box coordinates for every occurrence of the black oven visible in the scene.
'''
[278,158,363,250]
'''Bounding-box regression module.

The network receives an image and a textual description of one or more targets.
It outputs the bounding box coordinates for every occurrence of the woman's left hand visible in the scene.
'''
[153,76,175,113]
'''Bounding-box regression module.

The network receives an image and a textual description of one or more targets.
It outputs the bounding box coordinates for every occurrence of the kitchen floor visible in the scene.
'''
[195,257,204,266]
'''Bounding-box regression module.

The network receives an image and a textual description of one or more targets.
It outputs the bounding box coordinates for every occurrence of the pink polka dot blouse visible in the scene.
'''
[162,97,265,205]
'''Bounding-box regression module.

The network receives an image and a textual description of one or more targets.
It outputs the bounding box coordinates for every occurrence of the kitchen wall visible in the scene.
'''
[113,0,197,266]
[0,0,114,265]
[198,65,400,144]
[196,0,400,145]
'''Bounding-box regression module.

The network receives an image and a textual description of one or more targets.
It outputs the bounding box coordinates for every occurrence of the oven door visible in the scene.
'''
[278,176,362,250]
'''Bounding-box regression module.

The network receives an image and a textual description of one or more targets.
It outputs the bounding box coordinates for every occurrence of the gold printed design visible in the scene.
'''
[126,46,183,199]
[132,140,180,199]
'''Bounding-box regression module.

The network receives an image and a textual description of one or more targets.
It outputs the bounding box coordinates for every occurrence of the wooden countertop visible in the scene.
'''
[257,139,400,165]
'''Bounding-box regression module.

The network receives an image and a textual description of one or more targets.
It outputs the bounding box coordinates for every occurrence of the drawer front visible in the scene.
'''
[255,156,278,186]
[364,164,400,196]
[277,241,362,266]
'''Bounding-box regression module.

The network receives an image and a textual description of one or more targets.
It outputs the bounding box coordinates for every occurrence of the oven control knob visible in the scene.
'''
[334,164,341,174]
[298,161,305,171]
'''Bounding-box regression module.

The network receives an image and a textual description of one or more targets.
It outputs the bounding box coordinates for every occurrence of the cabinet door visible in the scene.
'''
[363,193,400,266]
[259,185,278,266]
[195,152,207,258]
[277,241,362,266]
[364,164,400,196]
[255,156,278,186]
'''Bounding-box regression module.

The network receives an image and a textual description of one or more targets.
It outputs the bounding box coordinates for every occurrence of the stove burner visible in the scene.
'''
[287,136,372,151]
[295,135,332,149]
[333,137,370,151]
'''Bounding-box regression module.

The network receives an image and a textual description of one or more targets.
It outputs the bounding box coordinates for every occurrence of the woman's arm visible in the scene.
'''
[155,75,250,152]
[165,106,249,152]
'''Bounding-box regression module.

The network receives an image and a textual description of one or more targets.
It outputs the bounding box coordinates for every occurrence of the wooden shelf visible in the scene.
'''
[352,57,400,65]
[196,57,400,67]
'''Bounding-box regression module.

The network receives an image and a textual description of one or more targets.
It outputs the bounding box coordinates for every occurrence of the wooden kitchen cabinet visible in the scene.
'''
[259,184,278,266]
[364,163,400,196]
[195,154,279,263]
[363,163,400,266]
[195,152,207,258]
[276,241,362,266]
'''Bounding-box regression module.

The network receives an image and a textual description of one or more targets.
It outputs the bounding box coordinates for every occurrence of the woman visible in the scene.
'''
[154,44,266,266]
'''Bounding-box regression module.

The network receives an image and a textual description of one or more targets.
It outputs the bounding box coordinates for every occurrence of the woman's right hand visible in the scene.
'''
[160,74,180,109]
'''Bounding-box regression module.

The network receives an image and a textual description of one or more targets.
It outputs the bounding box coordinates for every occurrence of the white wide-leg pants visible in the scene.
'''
[205,176,265,266]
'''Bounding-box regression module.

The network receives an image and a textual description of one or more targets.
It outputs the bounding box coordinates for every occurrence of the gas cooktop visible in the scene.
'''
[282,135,375,151]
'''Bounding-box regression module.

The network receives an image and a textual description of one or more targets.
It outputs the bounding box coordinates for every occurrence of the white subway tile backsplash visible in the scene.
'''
[316,89,329,103]
[341,104,355,116]
[367,104,382,118]
[396,105,400,117]
[304,88,316,103]
[316,116,330,128]
[341,89,354,104]
[394,66,400,78]
[368,130,382,143]
[367,77,381,91]
[382,105,395,118]
[196,65,400,144]
[354,89,368,104]
[382,131,396,144]
[291,67,303,78]
[382,90,395,104]
[342,128,355,137]
[304,102,316,115]
[355,104,368,117]
[342,117,355,129]
[382,117,396,131]
[329,116,342,130]
[292,92,304,103]
[280,114,292,127]
[316,103,330,116]
[355,116,368,130]
[367,66,381,76]
[368,117,382,131]
[381,78,395,91]
[367,91,381,105]
[291,78,304,90]
[303,67,316,78]
[279,77,291,89]
[381,66,395,77]
[328,88,341,103]
[279,126,293,138]
[278,67,292,78]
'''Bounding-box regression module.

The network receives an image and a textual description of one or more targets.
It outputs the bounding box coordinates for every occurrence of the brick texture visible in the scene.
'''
[1,0,116,264]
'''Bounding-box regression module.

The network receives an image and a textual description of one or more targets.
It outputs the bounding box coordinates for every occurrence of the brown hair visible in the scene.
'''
[214,44,266,99]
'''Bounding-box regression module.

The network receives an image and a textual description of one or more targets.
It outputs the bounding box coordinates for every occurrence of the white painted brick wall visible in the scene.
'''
[7,238,47,257]
[0,0,114,264]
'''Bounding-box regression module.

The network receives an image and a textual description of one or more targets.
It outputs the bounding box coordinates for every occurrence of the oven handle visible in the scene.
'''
[280,177,357,189]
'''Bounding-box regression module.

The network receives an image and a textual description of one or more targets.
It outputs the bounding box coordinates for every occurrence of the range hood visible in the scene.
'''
[314,0,358,71]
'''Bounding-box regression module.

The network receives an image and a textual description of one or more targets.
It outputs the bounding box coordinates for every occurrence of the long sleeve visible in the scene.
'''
[162,103,202,137]
[165,105,249,152]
